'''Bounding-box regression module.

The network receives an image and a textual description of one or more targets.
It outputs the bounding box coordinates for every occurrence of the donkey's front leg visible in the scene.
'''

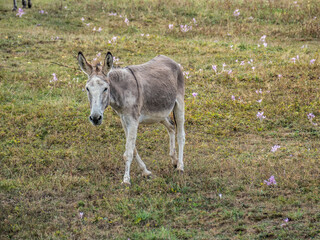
[122,118,139,185]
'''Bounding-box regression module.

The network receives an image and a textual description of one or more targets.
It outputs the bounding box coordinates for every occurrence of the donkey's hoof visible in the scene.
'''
[142,171,153,179]
[176,169,184,174]
[121,180,131,186]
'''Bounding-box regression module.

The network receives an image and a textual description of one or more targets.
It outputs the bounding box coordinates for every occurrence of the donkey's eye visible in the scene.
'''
[103,87,108,92]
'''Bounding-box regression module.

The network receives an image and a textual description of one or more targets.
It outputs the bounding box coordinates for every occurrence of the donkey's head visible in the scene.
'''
[77,52,113,126]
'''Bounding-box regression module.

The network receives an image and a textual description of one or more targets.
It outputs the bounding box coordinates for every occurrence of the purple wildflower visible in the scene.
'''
[183,71,190,79]
[50,73,58,83]
[231,95,236,101]
[307,113,315,120]
[256,89,262,94]
[180,24,192,32]
[168,24,173,30]
[264,175,277,185]
[16,8,25,17]
[310,59,316,65]
[256,111,266,120]
[260,35,266,42]
[271,145,280,152]
[233,9,240,17]
[192,92,198,97]
[212,65,217,73]
[124,18,129,25]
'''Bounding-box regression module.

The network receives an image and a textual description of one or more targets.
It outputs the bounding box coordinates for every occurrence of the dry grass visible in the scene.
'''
[0,0,320,239]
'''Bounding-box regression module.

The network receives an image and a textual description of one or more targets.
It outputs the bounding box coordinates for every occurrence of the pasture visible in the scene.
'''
[0,0,319,239]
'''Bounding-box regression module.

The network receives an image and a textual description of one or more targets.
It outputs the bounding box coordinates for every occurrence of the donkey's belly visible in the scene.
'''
[139,109,172,124]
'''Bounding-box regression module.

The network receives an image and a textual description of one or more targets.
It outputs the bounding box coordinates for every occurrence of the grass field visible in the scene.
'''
[1,0,320,239]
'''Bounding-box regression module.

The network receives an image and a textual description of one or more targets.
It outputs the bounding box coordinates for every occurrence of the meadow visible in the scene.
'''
[0,0,320,239]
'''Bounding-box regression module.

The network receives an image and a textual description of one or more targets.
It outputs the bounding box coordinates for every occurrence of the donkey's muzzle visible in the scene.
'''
[89,114,102,125]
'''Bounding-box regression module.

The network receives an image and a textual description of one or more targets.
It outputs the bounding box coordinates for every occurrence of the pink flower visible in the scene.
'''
[310,59,316,65]
[264,175,277,185]
[168,24,173,30]
[307,113,315,120]
[97,27,102,32]
[50,73,58,83]
[16,8,25,17]
[260,35,266,42]
[183,71,190,79]
[124,18,129,25]
[81,17,85,21]
[212,65,217,73]
[256,111,266,120]
[233,9,240,17]
[271,145,280,152]
[180,25,192,32]
[228,70,232,75]
[231,95,235,101]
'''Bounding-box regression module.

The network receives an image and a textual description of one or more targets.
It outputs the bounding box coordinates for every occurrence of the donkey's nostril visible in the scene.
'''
[89,116,93,121]
[98,115,102,121]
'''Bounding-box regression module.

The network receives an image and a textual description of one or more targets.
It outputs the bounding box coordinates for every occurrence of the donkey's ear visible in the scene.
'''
[77,52,92,76]
[102,52,113,75]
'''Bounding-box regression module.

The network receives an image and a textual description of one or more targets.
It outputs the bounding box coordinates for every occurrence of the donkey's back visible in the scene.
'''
[129,55,184,115]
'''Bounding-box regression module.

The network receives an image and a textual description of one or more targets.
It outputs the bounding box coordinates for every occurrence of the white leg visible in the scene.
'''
[120,117,151,178]
[134,149,152,177]
[174,99,185,172]
[121,116,139,185]
[161,117,178,167]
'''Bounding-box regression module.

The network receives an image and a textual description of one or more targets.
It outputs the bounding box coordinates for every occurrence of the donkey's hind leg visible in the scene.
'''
[27,0,32,8]
[161,117,178,168]
[134,149,152,177]
[173,97,185,172]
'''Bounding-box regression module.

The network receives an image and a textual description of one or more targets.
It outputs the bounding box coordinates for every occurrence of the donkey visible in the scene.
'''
[77,52,185,185]
[12,0,32,11]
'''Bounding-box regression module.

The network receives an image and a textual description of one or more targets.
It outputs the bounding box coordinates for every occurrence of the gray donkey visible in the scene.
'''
[78,52,185,185]
[13,0,32,11]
